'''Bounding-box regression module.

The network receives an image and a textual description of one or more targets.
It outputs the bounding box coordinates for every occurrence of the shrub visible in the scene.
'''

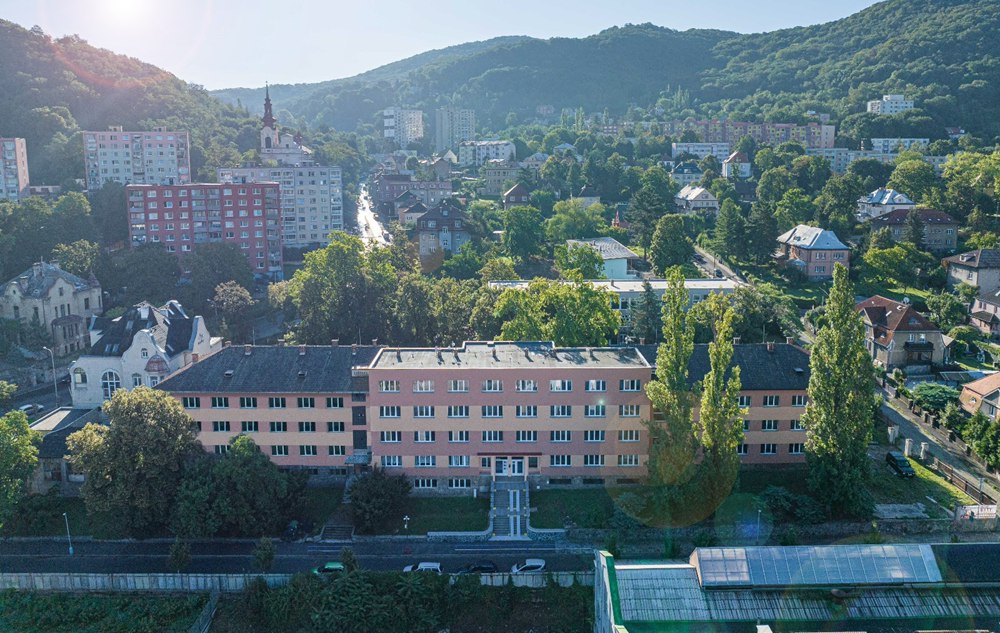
[603,532,621,558]
[167,538,191,572]
[793,495,827,524]
[662,532,680,558]
[348,467,412,534]
[252,537,276,572]
[760,485,796,521]
[779,526,800,546]
[340,546,360,572]
[692,529,719,548]
[911,382,959,413]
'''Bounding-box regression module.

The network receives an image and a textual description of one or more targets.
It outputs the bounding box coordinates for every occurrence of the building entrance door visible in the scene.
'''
[495,457,508,476]
[510,457,524,476]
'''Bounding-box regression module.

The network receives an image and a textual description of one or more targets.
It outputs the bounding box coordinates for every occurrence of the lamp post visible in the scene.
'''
[755,509,762,546]
[403,515,410,532]
[42,346,59,408]
[62,512,73,555]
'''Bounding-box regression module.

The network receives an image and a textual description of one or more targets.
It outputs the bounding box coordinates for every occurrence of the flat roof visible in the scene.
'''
[488,279,738,292]
[369,341,649,370]
[29,407,94,434]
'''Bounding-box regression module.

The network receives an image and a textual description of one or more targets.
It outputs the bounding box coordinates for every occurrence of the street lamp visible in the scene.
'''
[755,509,762,546]
[62,512,73,555]
[42,346,59,408]
[403,515,410,532]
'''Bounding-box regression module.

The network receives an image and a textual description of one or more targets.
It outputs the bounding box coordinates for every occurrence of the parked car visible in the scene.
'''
[403,562,442,574]
[886,451,915,478]
[510,559,546,574]
[456,560,498,575]
[17,404,44,416]
[311,562,345,579]
[714,268,723,278]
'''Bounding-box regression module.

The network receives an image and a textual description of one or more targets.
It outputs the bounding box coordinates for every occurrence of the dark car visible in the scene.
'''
[714,268,724,278]
[456,560,498,575]
[886,451,915,478]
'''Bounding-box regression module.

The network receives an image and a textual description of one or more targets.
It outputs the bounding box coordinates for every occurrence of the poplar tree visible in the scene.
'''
[803,263,876,518]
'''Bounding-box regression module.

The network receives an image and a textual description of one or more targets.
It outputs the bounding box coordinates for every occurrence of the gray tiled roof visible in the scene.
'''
[776,224,849,250]
[1,262,96,299]
[943,249,1000,269]
[88,301,193,358]
[635,343,810,391]
[156,345,380,394]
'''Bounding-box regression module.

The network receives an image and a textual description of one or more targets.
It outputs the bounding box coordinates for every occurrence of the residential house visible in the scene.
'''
[575,185,601,207]
[0,262,102,357]
[382,108,424,149]
[857,188,915,219]
[856,295,947,373]
[502,184,531,210]
[722,151,751,179]
[943,249,1000,292]
[870,208,958,252]
[733,181,758,204]
[434,106,475,153]
[959,373,1000,421]
[674,185,719,213]
[373,174,453,207]
[28,407,103,495]
[70,301,220,408]
[421,157,453,180]
[566,237,639,279]
[522,152,549,172]
[970,288,1000,338]
[670,162,703,187]
[775,225,850,280]
[482,159,523,196]
[414,203,471,258]
[398,201,427,225]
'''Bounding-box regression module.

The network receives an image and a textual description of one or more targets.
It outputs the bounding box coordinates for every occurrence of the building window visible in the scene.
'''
[241,421,258,433]
[413,478,437,489]
[449,430,469,443]
[789,443,804,455]
[299,445,317,457]
[737,444,748,455]
[742,419,750,431]
[550,405,571,418]
[584,455,605,467]
[298,421,316,433]
[619,405,640,417]
[212,421,230,432]
[528,456,538,468]
[618,429,640,442]
[550,455,571,467]
[214,445,229,455]
[414,431,435,443]
[414,455,436,468]
[240,397,257,409]
[550,379,572,392]
[140,348,149,359]
[761,443,777,455]
[482,430,503,443]
[268,397,286,409]
[516,405,537,418]
[413,380,434,393]
[328,421,344,433]
[585,380,606,392]
[297,397,315,409]
[515,379,537,392]
[449,455,469,468]
[448,380,468,393]
[618,454,639,467]
[414,405,436,418]
[481,405,503,418]
[380,431,401,443]
[211,396,229,409]
[481,456,492,469]
[381,456,402,468]
[379,406,400,418]
[792,395,806,407]
[619,379,641,392]
[269,421,287,433]
[482,379,503,392]
[585,405,605,418]
[181,396,200,409]
[326,397,344,409]
[738,396,751,407]
[131,374,143,389]
[329,445,346,456]
[271,445,288,457]
[447,405,469,418]
[449,478,471,489]
[762,419,778,431]
[763,395,779,407]
[585,430,605,442]
[378,380,399,393]
[516,430,537,443]
[550,430,571,442]
[791,419,805,431]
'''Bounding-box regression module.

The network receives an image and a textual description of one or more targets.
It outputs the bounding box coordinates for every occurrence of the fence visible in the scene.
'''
[479,571,594,587]
[0,573,291,593]
[937,461,997,505]
[187,590,220,633]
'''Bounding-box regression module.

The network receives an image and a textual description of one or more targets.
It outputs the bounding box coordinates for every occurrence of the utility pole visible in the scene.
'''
[42,346,59,407]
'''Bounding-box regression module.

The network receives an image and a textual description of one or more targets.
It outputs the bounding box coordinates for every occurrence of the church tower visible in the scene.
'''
[260,84,279,151]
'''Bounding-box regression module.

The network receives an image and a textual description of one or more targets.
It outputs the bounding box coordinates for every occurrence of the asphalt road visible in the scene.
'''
[11,383,71,416]
[357,184,387,246]
[0,539,595,575]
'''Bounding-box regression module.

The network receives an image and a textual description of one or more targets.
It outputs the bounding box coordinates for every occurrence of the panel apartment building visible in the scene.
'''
[0,137,30,202]
[83,126,190,190]
[383,108,424,149]
[127,183,283,277]
[158,340,811,492]
[658,120,834,149]
[435,106,476,153]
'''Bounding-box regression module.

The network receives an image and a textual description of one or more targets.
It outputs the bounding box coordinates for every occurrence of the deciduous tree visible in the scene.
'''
[0,410,40,523]
[554,243,605,280]
[649,214,692,275]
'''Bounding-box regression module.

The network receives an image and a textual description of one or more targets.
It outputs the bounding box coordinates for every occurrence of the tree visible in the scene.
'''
[887,160,941,204]
[862,244,920,289]
[774,189,815,234]
[502,205,543,259]
[727,282,801,343]
[88,181,128,247]
[66,387,200,537]
[755,167,795,211]
[212,435,296,537]
[911,383,959,413]
[745,203,778,263]
[847,157,894,193]
[253,537,276,572]
[554,243,605,280]
[0,410,40,523]
[185,242,255,312]
[213,281,255,342]
[712,200,746,260]
[649,215,693,275]
[51,240,99,277]
[0,380,16,412]
[393,273,437,347]
[495,279,618,346]
[167,538,191,572]
[544,199,604,241]
[925,291,966,331]
[901,208,924,247]
[117,243,182,306]
[348,468,412,534]
[340,546,360,573]
[628,186,667,260]
[52,192,96,245]
[625,280,662,345]
[803,264,875,518]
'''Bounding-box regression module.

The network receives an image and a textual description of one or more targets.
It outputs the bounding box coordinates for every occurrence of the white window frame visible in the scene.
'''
[379,406,400,418]
[412,380,434,393]
[413,405,435,418]
[619,404,640,417]
[381,455,402,468]
[550,379,572,392]
[380,431,401,443]
[482,430,503,443]
[515,379,537,393]
[584,454,605,467]
[516,405,537,418]
[585,430,605,442]
[585,379,606,392]
[550,405,571,418]
[617,454,639,467]
[449,455,470,468]
[550,430,571,443]
[414,455,436,468]
[584,405,605,418]
[378,380,399,393]
[448,379,468,393]
[481,405,503,418]
[447,405,469,418]
[448,430,469,443]
[619,379,641,392]
[549,455,571,467]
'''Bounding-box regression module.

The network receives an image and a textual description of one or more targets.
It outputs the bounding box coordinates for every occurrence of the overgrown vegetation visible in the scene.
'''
[0,591,207,633]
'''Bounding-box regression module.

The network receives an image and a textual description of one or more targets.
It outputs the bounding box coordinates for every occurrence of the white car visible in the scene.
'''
[510,558,546,574]
[18,404,44,416]
[403,562,442,574]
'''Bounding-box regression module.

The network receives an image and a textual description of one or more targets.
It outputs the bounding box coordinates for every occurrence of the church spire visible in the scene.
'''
[261,82,276,129]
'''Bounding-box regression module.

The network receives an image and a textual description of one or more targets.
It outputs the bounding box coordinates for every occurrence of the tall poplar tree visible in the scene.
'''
[803,263,876,518]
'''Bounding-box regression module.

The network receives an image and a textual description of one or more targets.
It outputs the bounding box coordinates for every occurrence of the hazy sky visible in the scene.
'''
[1,0,880,90]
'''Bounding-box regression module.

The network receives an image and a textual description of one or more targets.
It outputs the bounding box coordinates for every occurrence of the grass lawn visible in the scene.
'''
[530,488,616,529]
[302,486,343,534]
[0,592,207,632]
[869,454,976,518]
[738,466,812,497]
[1,494,127,539]
[739,263,829,308]
[375,495,490,535]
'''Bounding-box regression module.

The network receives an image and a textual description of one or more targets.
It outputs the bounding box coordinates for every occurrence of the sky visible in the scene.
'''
[0,0,881,90]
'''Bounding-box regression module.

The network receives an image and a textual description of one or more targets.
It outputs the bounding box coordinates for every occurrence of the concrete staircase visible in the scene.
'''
[320,477,358,541]
[491,477,529,540]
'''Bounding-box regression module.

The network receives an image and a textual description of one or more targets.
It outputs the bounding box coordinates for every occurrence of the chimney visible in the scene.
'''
[31,262,42,277]
[372,339,378,346]
[352,344,358,356]
[331,339,339,348]
[244,345,252,356]
[786,337,794,345]
[733,337,741,345]
[766,341,775,352]
[277,338,285,347]
[191,353,199,364]
[299,345,306,356]
[224,340,231,347]
[639,337,645,345]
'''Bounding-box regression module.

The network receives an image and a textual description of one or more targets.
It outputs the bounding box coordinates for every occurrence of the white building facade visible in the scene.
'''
[434,106,476,153]
[458,140,516,167]
[83,126,190,190]
[671,142,731,161]
[867,94,914,115]
[0,137,30,202]
[383,108,424,149]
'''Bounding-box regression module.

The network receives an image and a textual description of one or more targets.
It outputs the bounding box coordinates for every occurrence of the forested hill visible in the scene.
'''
[0,20,262,185]
[209,0,1000,137]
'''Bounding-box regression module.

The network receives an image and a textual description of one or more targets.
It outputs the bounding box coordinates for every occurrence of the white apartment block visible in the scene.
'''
[218,164,343,247]
[0,137,29,202]
[83,126,190,190]
[671,142,731,162]
[435,106,476,153]
[458,140,516,167]
[383,108,424,149]
[867,94,914,115]
[868,138,930,153]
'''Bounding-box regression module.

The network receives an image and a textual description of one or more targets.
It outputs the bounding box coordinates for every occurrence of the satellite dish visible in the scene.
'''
[903,297,910,304]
